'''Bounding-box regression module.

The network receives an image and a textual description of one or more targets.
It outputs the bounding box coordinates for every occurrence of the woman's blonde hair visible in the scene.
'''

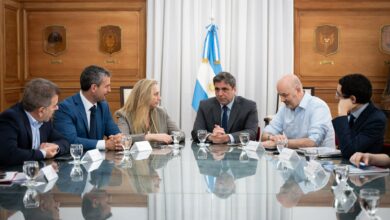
[120,79,159,133]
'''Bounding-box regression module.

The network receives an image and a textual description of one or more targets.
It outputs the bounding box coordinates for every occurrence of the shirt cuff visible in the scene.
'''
[96,140,106,150]
[228,134,234,143]
[40,149,47,158]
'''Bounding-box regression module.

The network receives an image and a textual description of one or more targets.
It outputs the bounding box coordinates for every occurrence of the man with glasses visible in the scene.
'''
[333,73,386,159]
[191,72,259,144]
[261,74,335,149]
[0,78,69,166]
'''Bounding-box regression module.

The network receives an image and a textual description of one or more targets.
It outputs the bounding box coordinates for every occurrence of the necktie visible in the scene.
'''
[89,105,97,139]
[221,105,228,132]
[349,114,355,128]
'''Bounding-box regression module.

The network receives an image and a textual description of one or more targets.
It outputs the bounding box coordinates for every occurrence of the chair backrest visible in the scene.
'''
[120,86,133,106]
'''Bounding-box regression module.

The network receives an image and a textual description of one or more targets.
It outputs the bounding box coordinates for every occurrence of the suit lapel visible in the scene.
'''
[212,99,222,127]
[96,103,103,139]
[227,97,239,132]
[74,94,89,133]
[19,105,33,149]
[353,103,374,130]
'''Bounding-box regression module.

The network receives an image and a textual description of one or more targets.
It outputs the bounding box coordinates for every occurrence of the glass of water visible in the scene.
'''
[70,144,83,164]
[334,164,349,184]
[239,132,250,147]
[70,164,84,182]
[172,131,181,145]
[23,188,40,208]
[276,139,288,153]
[22,161,40,187]
[359,188,381,220]
[197,130,207,146]
[121,135,132,155]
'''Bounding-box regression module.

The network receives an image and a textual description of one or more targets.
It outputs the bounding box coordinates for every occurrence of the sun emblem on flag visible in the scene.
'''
[207,83,215,93]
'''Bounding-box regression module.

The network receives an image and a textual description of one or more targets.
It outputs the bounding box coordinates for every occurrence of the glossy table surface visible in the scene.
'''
[0,140,389,220]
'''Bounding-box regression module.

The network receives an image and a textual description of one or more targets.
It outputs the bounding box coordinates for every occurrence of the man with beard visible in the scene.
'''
[0,78,69,165]
[54,65,121,151]
[262,74,335,149]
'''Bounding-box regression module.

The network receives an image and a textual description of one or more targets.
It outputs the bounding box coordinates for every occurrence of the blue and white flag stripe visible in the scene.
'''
[192,24,223,111]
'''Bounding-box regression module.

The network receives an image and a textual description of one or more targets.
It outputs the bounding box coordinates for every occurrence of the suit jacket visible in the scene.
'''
[53,93,120,150]
[191,96,259,143]
[332,102,386,159]
[115,106,184,142]
[0,103,69,166]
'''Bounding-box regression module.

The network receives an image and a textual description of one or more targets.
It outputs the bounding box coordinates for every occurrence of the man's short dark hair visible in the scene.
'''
[22,78,60,112]
[80,65,111,91]
[339,73,372,104]
[213,72,236,88]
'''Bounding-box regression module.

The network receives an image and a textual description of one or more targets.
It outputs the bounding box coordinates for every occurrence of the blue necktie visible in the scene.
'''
[89,106,97,139]
[221,105,228,132]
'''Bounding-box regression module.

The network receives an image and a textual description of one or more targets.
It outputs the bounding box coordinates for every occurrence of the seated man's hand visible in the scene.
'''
[337,98,355,116]
[270,134,287,143]
[208,133,230,144]
[262,140,276,149]
[212,125,226,136]
[105,137,122,151]
[40,143,59,158]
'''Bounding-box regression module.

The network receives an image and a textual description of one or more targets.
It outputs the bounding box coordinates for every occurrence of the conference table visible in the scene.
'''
[0,139,389,220]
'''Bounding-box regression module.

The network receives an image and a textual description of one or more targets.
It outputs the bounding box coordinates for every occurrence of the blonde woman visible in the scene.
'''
[115,79,184,143]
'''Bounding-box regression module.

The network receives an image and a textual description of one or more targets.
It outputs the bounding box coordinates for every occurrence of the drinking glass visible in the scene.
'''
[172,131,181,145]
[22,161,40,187]
[70,164,84,182]
[121,135,132,155]
[23,188,40,208]
[360,188,381,220]
[334,164,349,184]
[333,184,357,213]
[304,148,319,161]
[197,146,208,160]
[239,150,249,163]
[276,139,288,153]
[197,130,207,146]
[239,132,250,147]
[70,144,83,164]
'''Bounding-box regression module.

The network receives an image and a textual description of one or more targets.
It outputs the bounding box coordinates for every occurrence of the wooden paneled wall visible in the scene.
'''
[0,0,146,113]
[295,0,390,117]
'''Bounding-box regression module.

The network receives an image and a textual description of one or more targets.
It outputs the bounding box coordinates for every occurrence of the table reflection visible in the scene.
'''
[0,139,388,220]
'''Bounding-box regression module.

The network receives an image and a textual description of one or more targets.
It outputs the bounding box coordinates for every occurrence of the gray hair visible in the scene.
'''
[213,72,236,88]
[22,78,60,112]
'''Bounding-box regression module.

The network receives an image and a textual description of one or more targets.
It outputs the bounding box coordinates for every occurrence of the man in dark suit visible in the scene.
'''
[332,73,386,159]
[54,65,121,151]
[0,78,69,166]
[192,72,259,143]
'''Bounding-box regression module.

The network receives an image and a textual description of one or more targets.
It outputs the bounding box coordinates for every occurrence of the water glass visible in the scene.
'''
[70,164,84,182]
[23,188,40,208]
[172,131,181,145]
[359,188,381,219]
[70,144,83,164]
[23,161,40,187]
[197,146,208,160]
[239,150,249,163]
[276,139,288,153]
[239,132,250,147]
[334,164,349,184]
[304,148,319,161]
[197,130,208,145]
[121,135,132,155]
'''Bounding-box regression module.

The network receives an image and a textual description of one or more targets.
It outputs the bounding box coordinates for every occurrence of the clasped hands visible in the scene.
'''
[40,142,60,158]
[106,133,125,151]
[262,134,287,148]
[207,125,230,144]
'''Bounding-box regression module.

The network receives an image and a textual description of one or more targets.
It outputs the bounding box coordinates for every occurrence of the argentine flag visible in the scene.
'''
[192,24,223,111]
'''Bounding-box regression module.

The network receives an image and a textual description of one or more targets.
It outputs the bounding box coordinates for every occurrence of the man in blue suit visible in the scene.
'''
[54,65,121,151]
[332,73,386,159]
[0,78,69,166]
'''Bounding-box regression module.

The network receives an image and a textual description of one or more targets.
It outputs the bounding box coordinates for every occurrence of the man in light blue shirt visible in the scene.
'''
[262,74,335,149]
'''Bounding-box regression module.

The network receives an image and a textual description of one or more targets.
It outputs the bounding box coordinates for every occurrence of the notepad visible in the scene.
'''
[297,147,342,158]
